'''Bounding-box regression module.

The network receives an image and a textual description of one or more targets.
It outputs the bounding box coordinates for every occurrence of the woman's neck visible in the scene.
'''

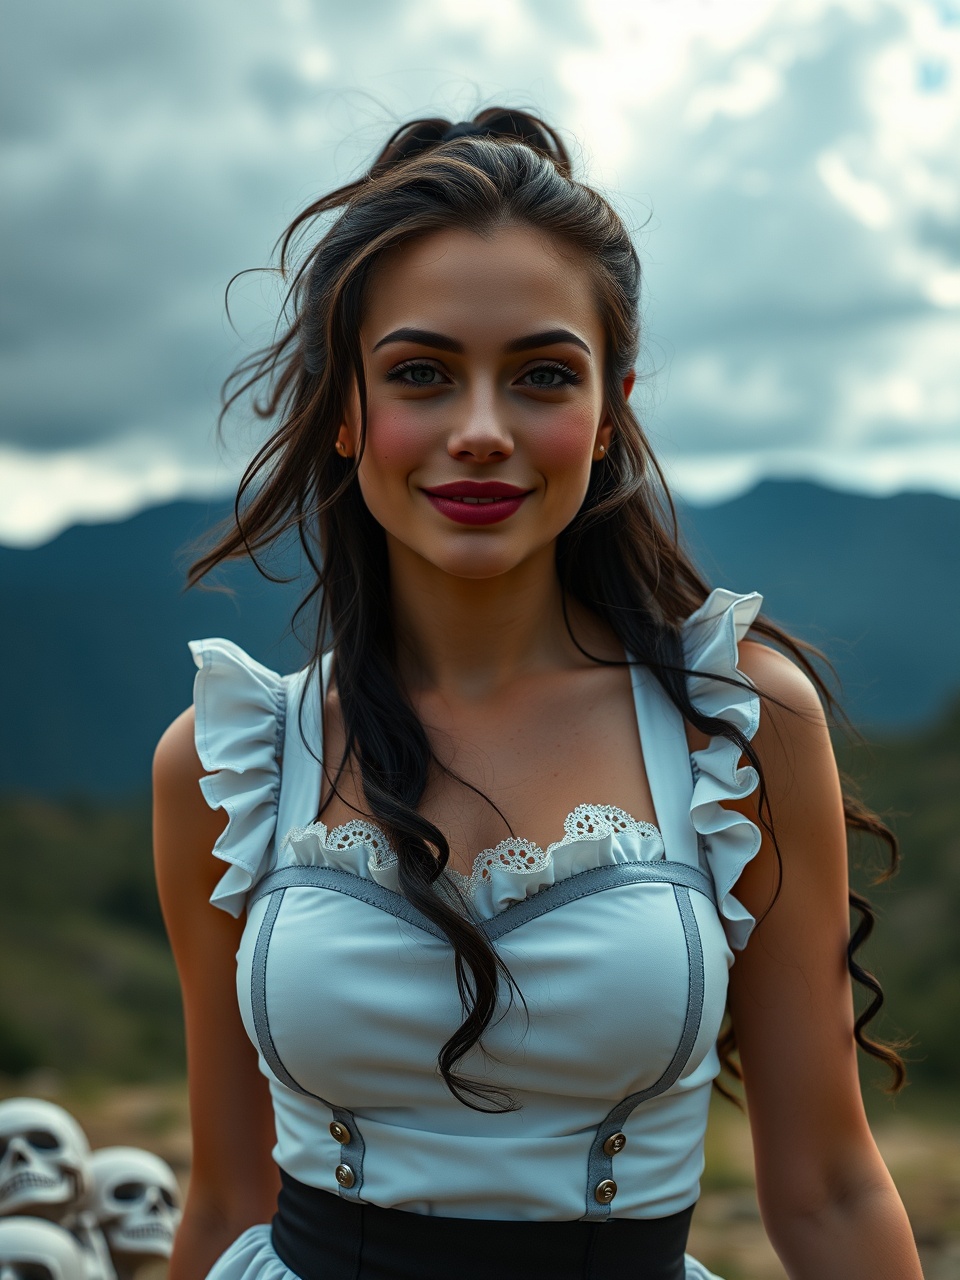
[387,537,603,701]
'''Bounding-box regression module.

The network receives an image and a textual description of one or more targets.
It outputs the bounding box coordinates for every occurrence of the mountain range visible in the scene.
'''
[1,480,957,795]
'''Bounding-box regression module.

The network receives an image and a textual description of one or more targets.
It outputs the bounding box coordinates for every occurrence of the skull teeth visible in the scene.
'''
[0,1170,62,1197]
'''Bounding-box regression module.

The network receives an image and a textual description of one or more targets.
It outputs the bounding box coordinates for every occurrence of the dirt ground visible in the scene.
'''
[6,1076,958,1279]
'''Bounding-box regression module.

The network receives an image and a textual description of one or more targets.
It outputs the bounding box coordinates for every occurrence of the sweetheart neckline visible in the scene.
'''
[283,803,665,898]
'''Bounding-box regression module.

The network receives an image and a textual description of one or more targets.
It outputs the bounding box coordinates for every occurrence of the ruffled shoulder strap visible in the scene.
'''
[681,589,764,952]
[189,638,287,917]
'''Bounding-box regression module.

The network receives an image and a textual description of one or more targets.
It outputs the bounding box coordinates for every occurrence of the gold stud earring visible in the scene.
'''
[596,444,606,458]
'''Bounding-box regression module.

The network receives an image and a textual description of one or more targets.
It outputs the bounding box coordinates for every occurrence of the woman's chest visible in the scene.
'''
[235,873,732,1113]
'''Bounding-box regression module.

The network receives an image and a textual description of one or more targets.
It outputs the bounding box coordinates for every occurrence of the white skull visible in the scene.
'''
[89,1150,180,1263]
[0,1101,90,1220]
[0,1217,87,1280]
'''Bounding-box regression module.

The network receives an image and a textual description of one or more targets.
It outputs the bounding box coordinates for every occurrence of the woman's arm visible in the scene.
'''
[724,643,922,1280]
[153,709,281,1280]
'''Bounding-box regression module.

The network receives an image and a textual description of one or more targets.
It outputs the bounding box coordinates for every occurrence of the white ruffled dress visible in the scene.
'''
[189,589,764,1280]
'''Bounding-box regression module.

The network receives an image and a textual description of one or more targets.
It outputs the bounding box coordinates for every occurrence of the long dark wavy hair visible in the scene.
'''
[190,106,906,1109]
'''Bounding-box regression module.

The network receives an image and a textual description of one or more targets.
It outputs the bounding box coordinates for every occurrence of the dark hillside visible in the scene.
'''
[0,501,304,795]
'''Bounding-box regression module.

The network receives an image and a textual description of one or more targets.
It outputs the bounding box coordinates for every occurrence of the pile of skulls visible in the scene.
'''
[0,1098,182,1280]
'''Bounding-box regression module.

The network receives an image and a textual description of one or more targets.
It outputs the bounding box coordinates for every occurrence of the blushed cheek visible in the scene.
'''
[532,410,597,478]
[356,406,434,527]
[363,406,430,471]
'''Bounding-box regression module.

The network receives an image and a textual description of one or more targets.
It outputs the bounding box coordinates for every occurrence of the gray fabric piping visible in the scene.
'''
[250,888,366,1202]
[250,866,450,940]
[248,859,716,942]
[580,884,706,1222]
[273,680,287,765]
[484,861,714,941]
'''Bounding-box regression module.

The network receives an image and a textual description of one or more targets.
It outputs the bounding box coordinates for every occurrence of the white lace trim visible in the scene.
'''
[285,804,661,901]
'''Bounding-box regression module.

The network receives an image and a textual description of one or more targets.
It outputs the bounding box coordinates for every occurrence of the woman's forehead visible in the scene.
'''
[362,224,604,352]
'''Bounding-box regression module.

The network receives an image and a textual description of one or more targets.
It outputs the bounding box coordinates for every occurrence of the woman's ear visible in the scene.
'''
[335,426,354,458]
[595,369,636,456]
[594,421,614,460]
[336,380,362,458]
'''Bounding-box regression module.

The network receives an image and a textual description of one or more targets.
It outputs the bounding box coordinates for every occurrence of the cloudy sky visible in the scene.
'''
[2,0,959,545]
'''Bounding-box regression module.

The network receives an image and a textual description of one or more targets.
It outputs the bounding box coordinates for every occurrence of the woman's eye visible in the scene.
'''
[386,361,446,387]
[385,359,581,389]
[522,362,581,389]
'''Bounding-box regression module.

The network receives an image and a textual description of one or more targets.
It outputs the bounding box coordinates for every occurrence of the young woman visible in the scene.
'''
[153,109,922,1280]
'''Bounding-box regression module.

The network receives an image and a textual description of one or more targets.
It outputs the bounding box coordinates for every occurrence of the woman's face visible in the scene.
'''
[339,222,633,582]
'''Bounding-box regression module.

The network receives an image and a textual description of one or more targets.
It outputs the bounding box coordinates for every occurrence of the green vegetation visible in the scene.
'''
[0,692,957,1094]
[0,796,183,1081]
[837,692,960,1107]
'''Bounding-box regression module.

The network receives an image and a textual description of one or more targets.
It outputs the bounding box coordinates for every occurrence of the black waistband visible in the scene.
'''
[272,1168,694,1280]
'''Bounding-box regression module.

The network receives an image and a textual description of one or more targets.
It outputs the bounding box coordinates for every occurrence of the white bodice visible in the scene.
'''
[189,589,763,1225]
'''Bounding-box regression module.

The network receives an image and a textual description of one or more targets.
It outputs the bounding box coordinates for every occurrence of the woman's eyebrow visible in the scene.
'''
[373,328,462,353]
[371,326,592,356]
[505,329,591,356]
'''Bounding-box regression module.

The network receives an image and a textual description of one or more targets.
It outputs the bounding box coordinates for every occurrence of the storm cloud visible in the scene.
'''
[1,0,958,541]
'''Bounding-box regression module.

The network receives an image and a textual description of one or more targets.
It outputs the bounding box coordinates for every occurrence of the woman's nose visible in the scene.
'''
[446,383,514,462]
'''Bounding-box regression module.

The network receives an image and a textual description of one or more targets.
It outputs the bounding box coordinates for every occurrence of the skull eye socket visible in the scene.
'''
[160,1188,177,1208]
[26,1130,59,1151]
[113,1181,146,1202]
[18,1265,54,1280]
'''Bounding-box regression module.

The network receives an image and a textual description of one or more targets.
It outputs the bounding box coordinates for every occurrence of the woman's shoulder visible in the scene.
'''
[725,638,832,821]
[738,639,826,726]
[153,704,203,790]
[153,705,232,904]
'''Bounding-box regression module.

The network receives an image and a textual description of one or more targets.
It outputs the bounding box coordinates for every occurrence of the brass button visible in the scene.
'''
[329,1121,352,1145]
[335,1163,356,1189]
[602,1132,627,1157]
[594,1179,618,1205]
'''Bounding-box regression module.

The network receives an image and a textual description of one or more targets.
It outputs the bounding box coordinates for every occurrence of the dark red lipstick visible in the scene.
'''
[421,481,533,526]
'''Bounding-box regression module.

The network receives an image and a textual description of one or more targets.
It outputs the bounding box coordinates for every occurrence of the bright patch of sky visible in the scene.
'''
[1,0,958,545]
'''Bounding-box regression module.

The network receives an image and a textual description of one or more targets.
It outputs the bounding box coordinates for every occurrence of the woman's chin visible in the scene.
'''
[411,541,548,583]
[431,552,532,582]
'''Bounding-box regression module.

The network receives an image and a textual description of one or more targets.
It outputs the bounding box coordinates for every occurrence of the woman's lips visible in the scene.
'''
[422,482,532,526]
